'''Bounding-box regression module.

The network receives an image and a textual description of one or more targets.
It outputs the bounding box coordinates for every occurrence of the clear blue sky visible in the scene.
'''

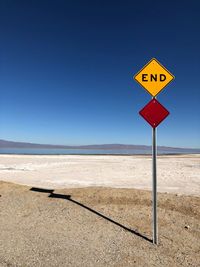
[0,0,199,148]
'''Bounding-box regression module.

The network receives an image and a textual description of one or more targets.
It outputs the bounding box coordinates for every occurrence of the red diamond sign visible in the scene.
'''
[139,99,169,128]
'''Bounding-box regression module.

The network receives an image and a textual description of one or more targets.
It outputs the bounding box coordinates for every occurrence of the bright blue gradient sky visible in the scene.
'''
[0,0,199,148]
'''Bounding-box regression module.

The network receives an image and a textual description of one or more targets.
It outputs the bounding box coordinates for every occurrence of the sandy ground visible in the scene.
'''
[0,155,199,266]
[0,154,199,195]
[0,181,200,267]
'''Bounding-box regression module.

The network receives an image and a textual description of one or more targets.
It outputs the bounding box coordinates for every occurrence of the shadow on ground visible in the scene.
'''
[30,187,152,243]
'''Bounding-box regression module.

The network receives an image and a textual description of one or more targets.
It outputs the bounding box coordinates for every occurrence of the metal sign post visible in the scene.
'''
[152,125,158,245]
[133,58,174,245]
[139,98,169,244]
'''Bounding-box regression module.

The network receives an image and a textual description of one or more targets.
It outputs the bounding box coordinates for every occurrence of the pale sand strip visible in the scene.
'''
[0,154,199,195]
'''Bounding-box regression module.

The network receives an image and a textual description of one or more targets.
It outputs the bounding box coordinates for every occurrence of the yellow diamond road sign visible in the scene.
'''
[134,58,175,97]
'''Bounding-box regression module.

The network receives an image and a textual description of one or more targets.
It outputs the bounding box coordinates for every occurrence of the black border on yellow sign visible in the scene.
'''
[133,58,175,97]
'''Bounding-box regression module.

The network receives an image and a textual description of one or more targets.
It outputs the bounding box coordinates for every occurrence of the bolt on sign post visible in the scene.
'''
[133,58,174,245]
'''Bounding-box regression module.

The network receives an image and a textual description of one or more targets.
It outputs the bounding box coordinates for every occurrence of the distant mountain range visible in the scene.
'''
[0,139,200,153]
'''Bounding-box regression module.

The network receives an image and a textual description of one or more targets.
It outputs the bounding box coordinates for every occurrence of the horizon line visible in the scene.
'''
[0,139,200,150]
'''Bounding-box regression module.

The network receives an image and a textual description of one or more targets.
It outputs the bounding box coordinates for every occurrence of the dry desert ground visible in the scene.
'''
[0,154,199,266]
